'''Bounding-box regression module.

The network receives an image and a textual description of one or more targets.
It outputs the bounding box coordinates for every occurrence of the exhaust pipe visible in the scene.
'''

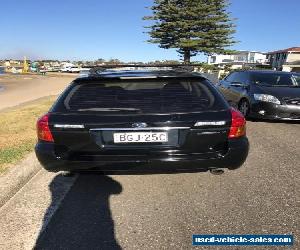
[210,169,225,175]
[61,171,75,177]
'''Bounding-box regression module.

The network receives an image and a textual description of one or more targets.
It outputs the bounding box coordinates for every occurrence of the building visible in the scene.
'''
[266,47,300,71]
[207,50,267,66]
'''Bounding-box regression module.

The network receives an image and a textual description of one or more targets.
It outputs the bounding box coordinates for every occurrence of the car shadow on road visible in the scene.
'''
[34,174,123,250]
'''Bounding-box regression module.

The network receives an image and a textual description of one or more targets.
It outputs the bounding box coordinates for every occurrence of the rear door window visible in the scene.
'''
[60,79,224,114]
[224,72,238,82]
[250,72,295,86]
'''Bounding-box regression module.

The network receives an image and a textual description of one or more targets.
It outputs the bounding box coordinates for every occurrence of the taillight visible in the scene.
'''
[37,113,54,142]
[228,108,246,138]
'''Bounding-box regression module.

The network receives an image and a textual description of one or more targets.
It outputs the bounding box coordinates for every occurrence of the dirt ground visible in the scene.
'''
[0,74,76,111]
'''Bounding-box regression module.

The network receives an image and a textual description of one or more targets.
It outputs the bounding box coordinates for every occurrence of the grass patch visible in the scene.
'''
[0,96,56,172]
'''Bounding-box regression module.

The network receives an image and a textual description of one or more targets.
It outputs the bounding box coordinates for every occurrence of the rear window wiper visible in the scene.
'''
[77,107,141,112]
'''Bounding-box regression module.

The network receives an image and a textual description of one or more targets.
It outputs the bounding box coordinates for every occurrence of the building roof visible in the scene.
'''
[210,50,265,56]
[235,50,266,54]
[267,47,300,54]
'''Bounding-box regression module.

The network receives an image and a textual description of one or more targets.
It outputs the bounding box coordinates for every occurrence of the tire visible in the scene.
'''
[238,99,250,117]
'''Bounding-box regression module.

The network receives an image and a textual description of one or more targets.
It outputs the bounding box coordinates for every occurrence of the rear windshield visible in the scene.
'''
[61,79,224,114]
[250,72,300,86]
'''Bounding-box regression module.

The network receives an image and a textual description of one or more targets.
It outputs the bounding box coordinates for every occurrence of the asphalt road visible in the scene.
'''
[0,120,299,250]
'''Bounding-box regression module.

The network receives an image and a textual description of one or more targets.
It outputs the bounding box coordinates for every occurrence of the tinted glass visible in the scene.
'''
[61,80,224,114]
[250,72,296,86]
[225,72,238,82]
[232,72,244,83]
[238,72,249,84]
[225,72,248,84]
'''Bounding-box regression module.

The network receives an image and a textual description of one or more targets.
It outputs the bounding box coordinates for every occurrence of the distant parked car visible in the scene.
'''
[217,70,300,120]
[69,66,80,73]
[52,66,61,72]
[60,66,80,73]
[78,68,91,77]
[60,67,71,73]
[45,67,53,72]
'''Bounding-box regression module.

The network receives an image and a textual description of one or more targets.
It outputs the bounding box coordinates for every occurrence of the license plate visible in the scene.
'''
[113,132,168,143]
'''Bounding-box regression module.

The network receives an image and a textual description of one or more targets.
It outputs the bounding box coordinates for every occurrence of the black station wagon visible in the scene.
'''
[35,66,249,175]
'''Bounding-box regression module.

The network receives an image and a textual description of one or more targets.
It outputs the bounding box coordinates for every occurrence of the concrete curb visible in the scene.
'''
[0,153,41,207]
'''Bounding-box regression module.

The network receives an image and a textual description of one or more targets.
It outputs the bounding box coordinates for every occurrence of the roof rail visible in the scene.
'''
[85,64,204,75]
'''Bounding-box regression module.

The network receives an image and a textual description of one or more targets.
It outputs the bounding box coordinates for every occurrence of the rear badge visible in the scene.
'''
[131,122,148,128]
[194,121,226,126]
[54,124,85,129]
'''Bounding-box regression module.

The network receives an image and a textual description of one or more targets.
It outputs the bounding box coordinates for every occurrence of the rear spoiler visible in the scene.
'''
[83,64,204,75]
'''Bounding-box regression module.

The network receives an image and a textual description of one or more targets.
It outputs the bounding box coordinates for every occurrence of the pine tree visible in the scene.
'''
[144,0,236,63]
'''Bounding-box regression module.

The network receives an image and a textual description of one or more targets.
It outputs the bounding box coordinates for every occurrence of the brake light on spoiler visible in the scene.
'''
[228,108,246,138]
[37,113,54,142]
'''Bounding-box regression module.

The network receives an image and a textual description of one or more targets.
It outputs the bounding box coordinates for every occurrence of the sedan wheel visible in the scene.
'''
[238,100,250,117]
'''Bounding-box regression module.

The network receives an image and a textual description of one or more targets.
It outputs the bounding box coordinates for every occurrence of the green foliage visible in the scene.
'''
[0,142,34,172]
[0,96,55,172]
[107,58,122,64]
[148,59,181,64]
[95,58,106,65]
[144,0,237,63]
[198,62,219,71]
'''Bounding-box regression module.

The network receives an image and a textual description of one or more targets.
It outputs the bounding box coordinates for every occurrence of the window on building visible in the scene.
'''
[233,55,246,62]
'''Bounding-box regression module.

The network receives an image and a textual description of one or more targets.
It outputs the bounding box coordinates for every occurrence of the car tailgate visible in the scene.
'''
[48,110,231,158]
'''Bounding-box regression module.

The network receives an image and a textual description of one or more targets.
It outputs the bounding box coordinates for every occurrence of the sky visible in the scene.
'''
[0,0,300,62]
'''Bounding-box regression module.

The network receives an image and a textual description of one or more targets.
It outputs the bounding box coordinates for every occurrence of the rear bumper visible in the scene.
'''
[250,102,300,120]
[35,138,249,174]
